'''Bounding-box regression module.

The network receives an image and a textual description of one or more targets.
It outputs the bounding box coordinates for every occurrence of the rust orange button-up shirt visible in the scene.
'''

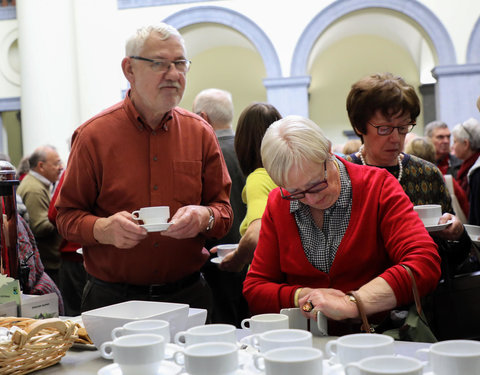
[56,93,232,285]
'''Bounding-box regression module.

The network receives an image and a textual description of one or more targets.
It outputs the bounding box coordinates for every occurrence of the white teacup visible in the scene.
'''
[416,339,480,375]
[326,333,394,365]
[344,355,424,375]
[413,204,442,226]
[100,333,165,375]
[254,346,323,375]
[174,323,237,347]
[216,244,238,259]
[241,313,289,334]
[131,206,170,225]
[111,319,170,342]
[173,342,239,375]
[250,328,312,353]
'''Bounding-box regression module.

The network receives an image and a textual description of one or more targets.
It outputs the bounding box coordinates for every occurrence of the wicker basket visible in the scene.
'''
[0,317,78,375]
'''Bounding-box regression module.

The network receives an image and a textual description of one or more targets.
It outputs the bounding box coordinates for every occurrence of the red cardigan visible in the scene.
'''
[243,159,441,314]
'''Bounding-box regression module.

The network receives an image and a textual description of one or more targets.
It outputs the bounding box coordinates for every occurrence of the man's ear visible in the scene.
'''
[198,111,210,123]
[122,57,134,84]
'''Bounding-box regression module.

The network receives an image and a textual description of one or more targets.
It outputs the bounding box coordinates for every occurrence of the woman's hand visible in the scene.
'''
[298,288,358,321]
[434,213,464,241]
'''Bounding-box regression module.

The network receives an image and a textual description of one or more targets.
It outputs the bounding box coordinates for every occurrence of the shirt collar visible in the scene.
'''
[215,128,234,138]
[29,170,51,187]
[124,89,173,132]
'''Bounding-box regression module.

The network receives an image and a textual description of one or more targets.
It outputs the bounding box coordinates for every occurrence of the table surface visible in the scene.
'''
[34,334,431,374]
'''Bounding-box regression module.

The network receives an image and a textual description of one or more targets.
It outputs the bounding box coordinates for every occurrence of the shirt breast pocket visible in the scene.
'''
[173,160,202,205]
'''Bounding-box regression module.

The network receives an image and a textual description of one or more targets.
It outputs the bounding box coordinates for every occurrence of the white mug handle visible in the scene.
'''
[173,350,185,366]
[253,354,265,372]
[100,341,114,359]
[174,331,187,346]
[240,318,251,330]
[131,210,141,220]
[344,362,361,375]
[111,327,125,340]
[325,340,337,358]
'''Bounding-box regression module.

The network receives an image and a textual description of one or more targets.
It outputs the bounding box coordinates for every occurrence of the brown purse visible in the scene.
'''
[347,265,437,342]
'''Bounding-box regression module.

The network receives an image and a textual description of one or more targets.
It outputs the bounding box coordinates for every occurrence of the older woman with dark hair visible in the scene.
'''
[452,117,480,225]
[344,72,474,276]
[243,115,441,335]
[212,103,281,272]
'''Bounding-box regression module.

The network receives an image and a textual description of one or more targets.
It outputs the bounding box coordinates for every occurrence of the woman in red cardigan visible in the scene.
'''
[242,115,441,334]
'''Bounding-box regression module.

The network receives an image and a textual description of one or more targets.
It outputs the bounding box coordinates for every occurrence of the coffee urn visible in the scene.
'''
[0,160,19,279]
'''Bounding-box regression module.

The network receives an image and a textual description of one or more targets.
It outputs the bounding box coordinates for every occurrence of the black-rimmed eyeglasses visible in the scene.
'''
[129,56,191,73]
[368,121,416,136]
[280,162,328,201]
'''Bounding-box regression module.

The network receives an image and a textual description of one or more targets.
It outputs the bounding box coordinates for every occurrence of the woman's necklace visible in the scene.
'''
[358,145,403,183]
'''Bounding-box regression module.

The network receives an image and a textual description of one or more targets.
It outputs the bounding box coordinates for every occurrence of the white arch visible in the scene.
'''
[467,16,480,63]
[290,0,456,76]
[163,6,282,78]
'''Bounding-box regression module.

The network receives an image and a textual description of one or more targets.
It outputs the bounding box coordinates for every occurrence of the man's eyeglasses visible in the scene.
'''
[368,121,416,136]
[129,56,191,73]
[280,162,328,201]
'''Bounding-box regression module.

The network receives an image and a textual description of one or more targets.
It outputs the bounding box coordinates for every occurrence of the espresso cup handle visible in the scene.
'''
[111,327,124,340]
[131,210,141,220]
[174,331,187,346]
[173,351,185,366]
[240,319,251,330]
[100,341,114,360]
[253,354,265,371]
[325,340,337,357]
[344,362,361,375]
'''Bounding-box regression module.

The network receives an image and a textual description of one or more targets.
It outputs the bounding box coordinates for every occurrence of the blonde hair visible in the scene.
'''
[342,139,361,155]
[261,115,331,186]
[405,137,436,163]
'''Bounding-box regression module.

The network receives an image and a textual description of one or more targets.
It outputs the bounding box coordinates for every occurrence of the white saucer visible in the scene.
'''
[210,257,222,264]
[239,334,258,350]
[140,223,172,232]
[98,361,181,375]
[243,359,335,374]
[425,219,453,232]
[180,370,249,375]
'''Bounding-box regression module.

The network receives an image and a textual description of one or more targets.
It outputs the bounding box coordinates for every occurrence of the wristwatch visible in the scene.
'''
[205,207,214,231]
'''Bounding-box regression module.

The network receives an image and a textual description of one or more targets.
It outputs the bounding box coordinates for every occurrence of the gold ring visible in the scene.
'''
[302,300,314,312]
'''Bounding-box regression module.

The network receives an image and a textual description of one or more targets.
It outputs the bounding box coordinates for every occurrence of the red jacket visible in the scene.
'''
[243,159,441,314]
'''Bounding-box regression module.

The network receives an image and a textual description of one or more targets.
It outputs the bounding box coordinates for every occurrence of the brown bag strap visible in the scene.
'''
[347,265,421,333]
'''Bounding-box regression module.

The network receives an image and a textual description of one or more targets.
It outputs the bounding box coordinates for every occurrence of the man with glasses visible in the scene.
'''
[56,23,233,316]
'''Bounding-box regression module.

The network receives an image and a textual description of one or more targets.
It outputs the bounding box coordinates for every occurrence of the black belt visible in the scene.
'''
[90,272,201,297]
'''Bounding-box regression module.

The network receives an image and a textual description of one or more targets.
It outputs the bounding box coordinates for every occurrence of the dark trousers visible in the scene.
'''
[59,260,87,316]
[81,273,214,323]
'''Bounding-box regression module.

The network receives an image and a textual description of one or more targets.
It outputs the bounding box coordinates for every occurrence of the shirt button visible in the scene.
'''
[154,243,159,248]
[153,156,158,161]
[153,185,158,190]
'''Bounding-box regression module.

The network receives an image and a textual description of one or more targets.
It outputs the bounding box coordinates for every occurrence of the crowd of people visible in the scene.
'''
[3,22,480,339]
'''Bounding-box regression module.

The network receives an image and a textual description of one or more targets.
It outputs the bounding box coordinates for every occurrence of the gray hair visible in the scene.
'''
[125,23,185,56]
[424,120,448,138]
[28,145,57,168]
[452,117,480,151]
[192,88,233,126]
[261,115,332,187]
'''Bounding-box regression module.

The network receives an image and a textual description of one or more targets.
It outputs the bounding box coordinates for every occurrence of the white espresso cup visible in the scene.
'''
[111,319,170,343]
[254,346,323,375]
[216,244,238,259]
[326,333,395,365]
[174,323,237,347]
[413,204,442,226]
[240,313,289,334]
[131,206,170,224]
[100,333,165,375]
[251,328,312,353]
[416,339,480,375]
[173,342,239,375]
[344,355,425,375]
